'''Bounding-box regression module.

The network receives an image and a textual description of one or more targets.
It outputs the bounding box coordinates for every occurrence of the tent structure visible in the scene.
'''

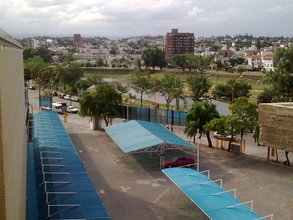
[162,167,273,220]
[29,111,111,220]
[105,120,198,169]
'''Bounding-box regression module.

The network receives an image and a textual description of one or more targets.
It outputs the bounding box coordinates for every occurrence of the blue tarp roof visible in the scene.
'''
[105,120,194,153]
[162,168,262,220]
[30,111,111,220]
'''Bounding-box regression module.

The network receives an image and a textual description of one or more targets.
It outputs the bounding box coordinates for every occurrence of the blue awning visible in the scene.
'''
[105,120,194,153]
[30,111,111,220]
[163,167,262,220]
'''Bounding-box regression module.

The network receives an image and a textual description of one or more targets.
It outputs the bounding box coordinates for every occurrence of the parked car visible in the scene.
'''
[52,102,67,114]
[28,85,36,90]
[163,156,195,168]
[66,106,79,114]
[71,96,81,102]
[63,95,71,100]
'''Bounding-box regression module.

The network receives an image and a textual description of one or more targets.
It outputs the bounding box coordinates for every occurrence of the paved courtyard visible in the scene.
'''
[29,90,293,219]
[62,113,293,220]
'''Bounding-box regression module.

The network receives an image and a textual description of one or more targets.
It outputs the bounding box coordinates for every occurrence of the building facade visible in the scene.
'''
[0,28,27,220]
[73,33,82,49]
[164,29,194,62]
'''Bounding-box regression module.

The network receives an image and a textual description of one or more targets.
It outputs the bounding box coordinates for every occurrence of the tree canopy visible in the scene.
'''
[141,47,167,71]
[156,73,183,110]
[172,54,212,72]
[187,75,211,101]
[212,79,252,103]
[204,97,258,151]
[184,101,219,147]
[23,56,46,82]
[79,84,122,126]
[130,71,152,106]
[258,45,293,103]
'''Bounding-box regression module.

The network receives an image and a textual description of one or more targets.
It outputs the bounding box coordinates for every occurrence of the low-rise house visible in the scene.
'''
[262,54,274,71]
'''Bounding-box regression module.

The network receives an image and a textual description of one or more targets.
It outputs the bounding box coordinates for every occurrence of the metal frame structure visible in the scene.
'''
[129,142,199,170]
[162,167,274,220]
[32,111,111,220]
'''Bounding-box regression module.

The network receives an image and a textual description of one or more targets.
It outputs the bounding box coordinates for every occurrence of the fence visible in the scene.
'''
[39,95,52,109]
[118,105,187,126]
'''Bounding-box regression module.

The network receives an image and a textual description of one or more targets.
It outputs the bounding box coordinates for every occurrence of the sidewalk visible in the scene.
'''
[170,124,293,165]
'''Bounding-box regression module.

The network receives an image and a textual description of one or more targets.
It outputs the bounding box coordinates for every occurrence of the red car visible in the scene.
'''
[163,156,195,168]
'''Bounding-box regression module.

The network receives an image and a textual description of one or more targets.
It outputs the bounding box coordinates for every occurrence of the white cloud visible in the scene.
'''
[0,0,292,36]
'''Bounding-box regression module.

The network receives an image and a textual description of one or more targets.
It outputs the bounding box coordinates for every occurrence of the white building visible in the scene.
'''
[246,55,262,70]
[27,38,39,49]
[262,54,274,71]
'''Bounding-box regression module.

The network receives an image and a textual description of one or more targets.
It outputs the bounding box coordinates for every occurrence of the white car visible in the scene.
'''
[66,106,79,114]
[63,95,71,100]
[71,96,81,102]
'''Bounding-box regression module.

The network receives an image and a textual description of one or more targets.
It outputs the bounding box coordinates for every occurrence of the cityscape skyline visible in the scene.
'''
[1,0,293,37]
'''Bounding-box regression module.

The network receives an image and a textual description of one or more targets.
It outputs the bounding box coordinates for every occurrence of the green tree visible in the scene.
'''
[110,47,117,56]
[229,97,258,139]
[35,47,52,63]
[23,56,46,81]
[187,75,211,101]
[23,48,36,60]
[185,101,220,147]
[136,58,142,71]
[85,74,104,86]
[172,54,187,71]
[35,66,56,88]
[156,73,182,110]
[258,45,293,102]
[79,84,122,126]
[172,80,185,110]
[130,71,152,106]
[96,58,104,67]
[113,82,129,94]
[142,47,167,71]
[65,63,84,87]
[204,97,258,151]
[212,79,252,103]
[58,53,74,64]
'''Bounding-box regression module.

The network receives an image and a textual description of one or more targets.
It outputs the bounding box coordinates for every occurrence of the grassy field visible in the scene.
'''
[84,69,267,104]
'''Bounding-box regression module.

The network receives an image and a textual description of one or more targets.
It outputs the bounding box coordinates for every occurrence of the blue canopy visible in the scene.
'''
[163,168,262,220]
[29,111,111,220]
[105,120,194,153]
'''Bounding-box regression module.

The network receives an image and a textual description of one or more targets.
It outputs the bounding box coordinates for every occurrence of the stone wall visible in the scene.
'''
[259,103,293,152]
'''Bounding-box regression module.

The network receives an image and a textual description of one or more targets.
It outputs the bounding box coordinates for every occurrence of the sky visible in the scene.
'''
[1,0,293,38]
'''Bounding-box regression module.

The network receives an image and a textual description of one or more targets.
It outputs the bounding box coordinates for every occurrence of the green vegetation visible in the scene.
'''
[79,84,122,126]
[155,73,184,110]
[141,47,167,71]
[186,74,211,101]
[185,101,219,146]
[130,71,152,106]
[204,97,258,151]
[258,45,293,103]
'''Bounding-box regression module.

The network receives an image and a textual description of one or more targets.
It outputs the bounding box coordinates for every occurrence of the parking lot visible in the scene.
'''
[29,90,293,220]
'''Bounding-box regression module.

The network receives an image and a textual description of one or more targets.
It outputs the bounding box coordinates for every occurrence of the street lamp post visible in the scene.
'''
[231,74,243,103]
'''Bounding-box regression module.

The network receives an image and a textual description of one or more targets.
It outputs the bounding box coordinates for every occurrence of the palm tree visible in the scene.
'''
[184,101,219,147]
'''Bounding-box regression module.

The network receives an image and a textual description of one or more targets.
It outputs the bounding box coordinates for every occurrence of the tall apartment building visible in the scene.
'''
[0,27,27,220]
[165,29,194,61]
[27,38,39,49]
[73,33,82,49]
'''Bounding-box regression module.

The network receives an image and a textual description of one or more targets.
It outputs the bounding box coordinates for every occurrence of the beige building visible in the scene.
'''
[0,28,27,220]
[259,103,293,152]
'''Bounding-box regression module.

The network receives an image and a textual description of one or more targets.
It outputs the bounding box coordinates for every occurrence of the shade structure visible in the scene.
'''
[105,120,194,153]
[30,111,111,220]
[163,167,263,220]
